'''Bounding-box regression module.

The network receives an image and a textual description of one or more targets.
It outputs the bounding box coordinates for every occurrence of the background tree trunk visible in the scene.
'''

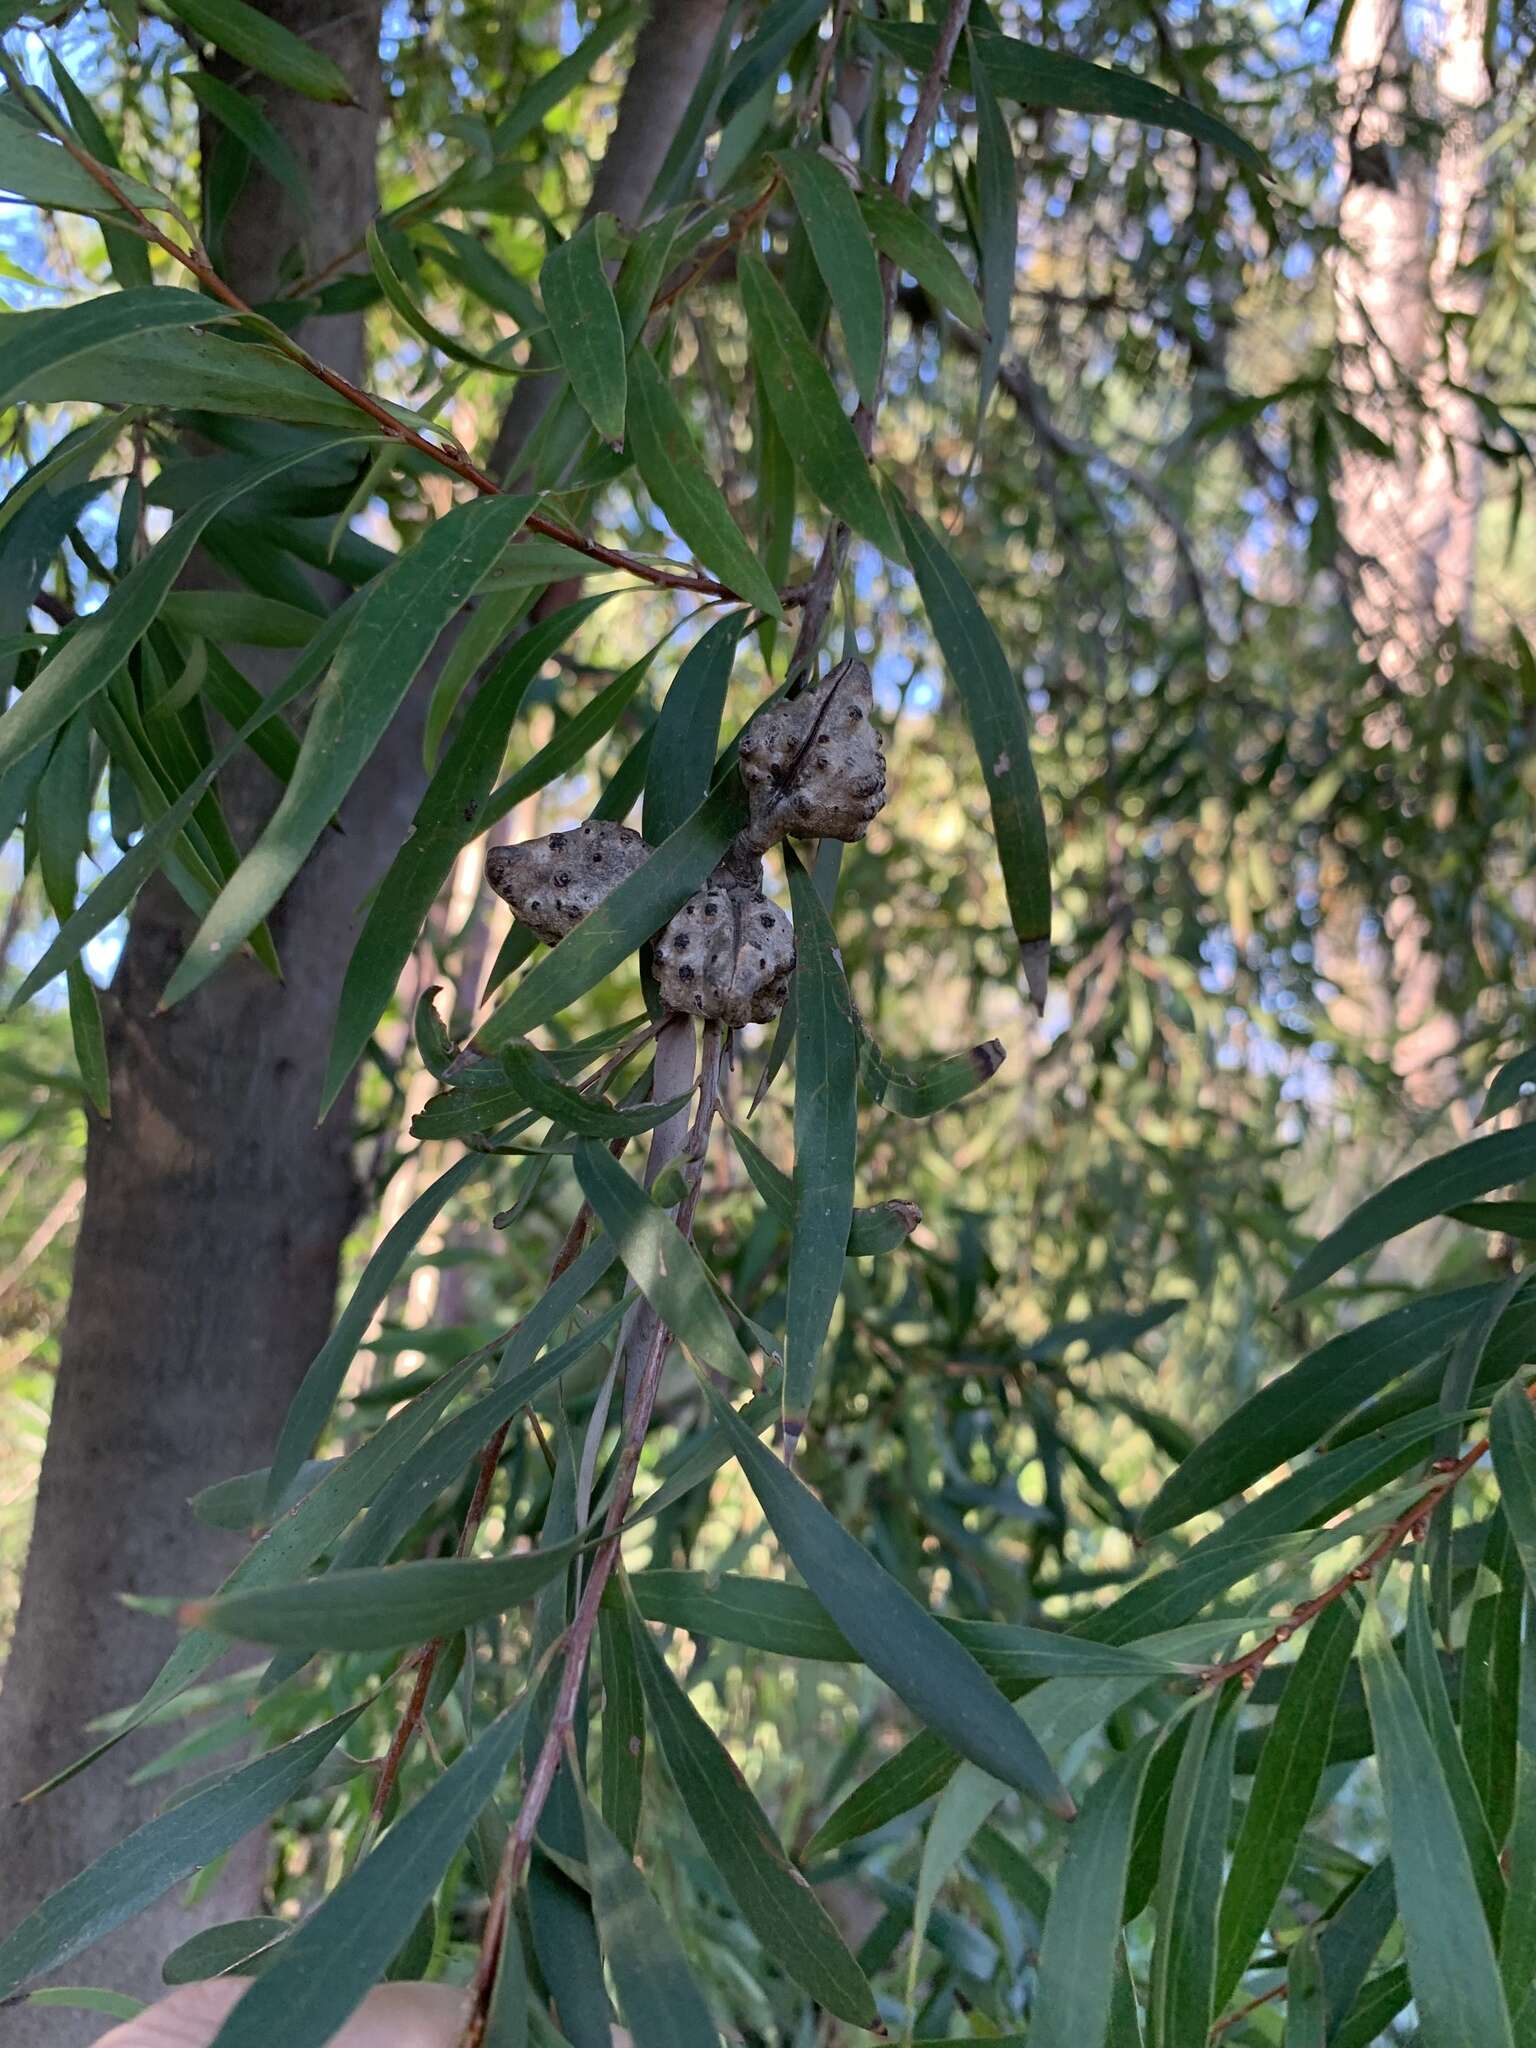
[0,5,390,2034]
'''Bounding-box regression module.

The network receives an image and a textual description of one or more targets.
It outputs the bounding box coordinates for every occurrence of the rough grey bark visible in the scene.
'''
[0,5,389,2036]
[0,2,735,2036]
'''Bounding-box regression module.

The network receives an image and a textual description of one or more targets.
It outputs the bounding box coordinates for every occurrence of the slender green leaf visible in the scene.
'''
[208,1699,531,2048]
[573,1142,756,1384]
[0,106,173,217]
[859,1027,1006,1118]
[490,7,641,154]
[541,216,627,444]
[474,776,749,1052]
[1149,1692,1236,2048]
[581,1795,720,2048]
[868,20,1266,173]
[499,1041,691,1138]
[599,1579,646,1857]
[727,1121,917,1257]
[892,493,1050,990]
[163,491,535,1007]
[705,1385,1074,1816]
[1482,1048,1536,1124]
[1453,1201,1536,1238]
[624,1582,876,2025]
[0,437,367,780]
[180,70,308,202]
[739,251,900,555]
[320,592,609,1114]
[1492,1381,1536,1597]
[1214,1599,1360,2009]
[1361,1599,1516,2048]
[859,191,985,331]
[25,1988,144,2020]
[773,147,884,408]
[1287,1927,1327,2048]
[1501,1596,1536,2016]
[0,287,230,411]
[189,1539,581,1650]
[1401,1566,1505,1933]
[627,350,783,617]
[642,612,750,845]
[969,29,1016,425]
[158,0,355,102]
[162,1918,289,1985]
[369,223,519,373]
[783,850,858,1438]
[1029,1739,1159,2048]
[0,1709,361,1998]
[1284,1127,1536,1302]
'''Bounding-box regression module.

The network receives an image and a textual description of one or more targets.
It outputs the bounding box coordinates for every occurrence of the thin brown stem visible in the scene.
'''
[652,177,780,316]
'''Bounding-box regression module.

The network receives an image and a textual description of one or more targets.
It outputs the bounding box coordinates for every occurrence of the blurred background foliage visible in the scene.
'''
[1,0,1534,2036]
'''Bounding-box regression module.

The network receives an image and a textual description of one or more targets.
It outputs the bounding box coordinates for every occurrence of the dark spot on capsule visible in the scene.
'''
[679,965,694,982]
[703,902,717,917]
[759,914,774,928]
[847,706,862,722]
[757,955,767,969]
[553,870,571,887]
[528,896,542,911]
[590,851,603,864]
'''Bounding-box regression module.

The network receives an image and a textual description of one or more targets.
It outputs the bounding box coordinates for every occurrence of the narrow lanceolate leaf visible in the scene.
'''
[1360,1600,1516,2048]
[499,1042,692,1139]
[320,592,609,1114]
[475,777,749,1052]
[1029,1739,1159,2048]
[0,1709,362,1999]
[180,72,308,202]
[541,216,627,444]
[1214,1599,1360,2010]
[1481,1047,1536,1123]
[1400,1567,1505,1934]
[0,288,231,411]
[969,30,1016,425]
[1283,1125,1536,1302]
[627,350,783,617]
[161,1918,289,1985]
[573,1143,755,1385]
[599,1580,646,1857]
[783,852,858,1440]
[624,1585,877,2026]
[858,1029,1006,1117]
[0,114,173,218]
[159,0,355,102]
[1140,1282,1519,1538]
[162,491,534,1008]
[773,148,885,409]
[705,1386,1074,1817]
[1149,1692,1237,2048]
[1500,1596,1536,2017]
[858,191,986,332]
[0,438,367,780]
[893,494,1050,998]
[264,1154,484,1515]
[581,1797,720,2048]
[483,633,659,825]
[1491,1382,1536,1596]
[186,1541,580,1651]
[209,1699,531,2048]
[642,612,750,846]
[1287,1928,1327,2048]
[739,251,900,557]
[727,1123,918,1259]
[368,224,519,373]
[868,21,1265,173]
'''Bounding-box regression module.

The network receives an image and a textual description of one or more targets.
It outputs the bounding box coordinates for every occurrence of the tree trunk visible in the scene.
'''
[0,6,389,2035]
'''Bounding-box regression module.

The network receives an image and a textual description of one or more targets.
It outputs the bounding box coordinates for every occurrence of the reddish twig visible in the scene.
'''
[651,177,781,316]
[1210,1979,1286,2037]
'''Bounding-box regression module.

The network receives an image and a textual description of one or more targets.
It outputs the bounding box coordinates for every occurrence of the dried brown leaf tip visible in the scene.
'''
[654,871,796,1027]
[485,821,649,945]
[738,655,887,854]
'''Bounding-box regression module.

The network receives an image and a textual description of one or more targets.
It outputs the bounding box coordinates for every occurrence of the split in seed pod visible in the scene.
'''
[653,871,796,1027]
[737,655,887,855]
[485,821,649,945]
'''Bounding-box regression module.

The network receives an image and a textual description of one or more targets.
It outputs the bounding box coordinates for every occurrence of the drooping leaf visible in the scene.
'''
[892,493,1051,995]
[489,6,642,155]
[859,191,986,332]
[162,491,535,1007]
[482,631,660,825]
[580,1795,720,2048]
[1287,1927,1327,2048]
[498,1042,692,1139]
[573,1141,756,1384]
[739,250,900,555]
[1029,1738,1159,2048]
[159,0,355,102]
[1360,1599,1516,2048]
[642,612,750,845]
[208,1698,531,2048]
[773,147,885,409]
[968,28,1016,427]
[1500,1594,1536,2017]
[320,592,611,1114]
[1491,1383,1536,1604]
[369,223,519,373]
[180,71,308,202]
[161,1918,290,1985]
[1400,1565,1505,1933]
[0,287,232,412]
[474,777,749,1052]
[727,1121,917,1257]
[0,1709,362,1999]
[0,437,368,780]
[540,216,627,444]
[0,104,174,218]
[783,850,858,1439]
[626,350,783,617]
[623,1581,877,2025]
[858,1028,1006,1117]
[705,1385,1074,1817]
[598,1579,646,1857]
[1283,1126,1536,1302]
[1148,1691,1237,2048]
[1213,1599,1360,2010]
[187,1539,582,1651]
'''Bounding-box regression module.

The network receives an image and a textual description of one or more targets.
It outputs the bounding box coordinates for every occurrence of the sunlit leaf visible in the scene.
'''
[540,215,627,444]
[159,0,355,103]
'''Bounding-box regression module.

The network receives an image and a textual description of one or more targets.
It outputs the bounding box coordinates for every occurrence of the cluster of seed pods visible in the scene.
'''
[486,656,888,1026]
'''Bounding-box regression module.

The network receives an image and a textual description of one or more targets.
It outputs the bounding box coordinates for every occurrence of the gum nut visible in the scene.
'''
[484,820,649,945]
[738,656,888,851]
[655,885,797,1027]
